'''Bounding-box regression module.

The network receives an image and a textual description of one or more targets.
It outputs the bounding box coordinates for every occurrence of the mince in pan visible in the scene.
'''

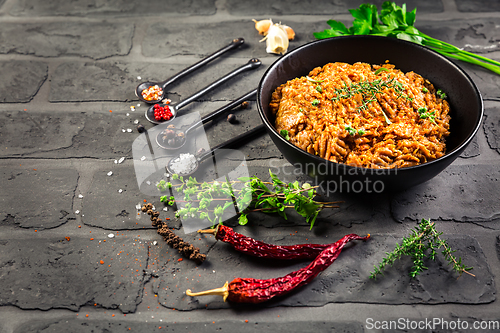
[270,62,451,169]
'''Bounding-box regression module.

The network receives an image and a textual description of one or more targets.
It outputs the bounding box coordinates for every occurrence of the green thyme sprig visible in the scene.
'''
[417,107,436,124]
[370,219,475,279]
[158,170,340,229]
[331,74,412,124]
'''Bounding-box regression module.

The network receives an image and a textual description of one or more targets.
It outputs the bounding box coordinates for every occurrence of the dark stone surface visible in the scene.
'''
[0,60,47,103]
[0,168,77,229]
[49,60,265,103]
[417,18,500,55]
[0,22,133,59]
[226,0,443,16]
[142,21,324,59]
[1,0,500,330]
[456,0,500,12]
[484,105,500,154]
[13,318,362,333]
[82,163,179,230]
[50,62,139,102]
[459,133,480,158]
[391,164,500,223]
[0,111,140,158]
[152,233,493,310]
[9,0,216,17]
[0,237,148,312]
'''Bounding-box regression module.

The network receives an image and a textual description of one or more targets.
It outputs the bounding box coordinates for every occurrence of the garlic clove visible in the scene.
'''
[252,19,273,36]
[264,24,289,55]
[282,25,295,40]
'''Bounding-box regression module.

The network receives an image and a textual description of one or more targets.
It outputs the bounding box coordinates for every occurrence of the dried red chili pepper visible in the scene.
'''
[198,225,332,260]
[186,233,370,303]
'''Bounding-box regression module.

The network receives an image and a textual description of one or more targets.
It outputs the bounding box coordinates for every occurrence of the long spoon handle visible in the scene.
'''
[175,58,261,110]
[184,89,258,137]
[160,38,245,89]
[197,124,266,163]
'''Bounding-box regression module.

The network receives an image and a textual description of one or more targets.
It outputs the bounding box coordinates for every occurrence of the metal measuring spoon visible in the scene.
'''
[136,38,245,104]
[166,124,266,177]
[155,89,257,150]
[144,58,261,125]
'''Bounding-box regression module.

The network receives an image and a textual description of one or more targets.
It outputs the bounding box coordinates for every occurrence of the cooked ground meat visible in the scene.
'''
[271,62,451,169]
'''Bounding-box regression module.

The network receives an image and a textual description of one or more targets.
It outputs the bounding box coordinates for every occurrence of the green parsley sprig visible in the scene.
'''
[313,1,500,75]
[370,219,475,279]
[158,170,340,229]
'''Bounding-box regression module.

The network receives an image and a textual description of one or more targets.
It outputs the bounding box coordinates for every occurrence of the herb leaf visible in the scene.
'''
[370,219,474,279]
[280,129,290,140]
[161,170,341,229]
[314,1,500,75]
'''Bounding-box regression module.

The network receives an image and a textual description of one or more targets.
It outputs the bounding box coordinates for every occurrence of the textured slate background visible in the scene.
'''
[0,0,499,332]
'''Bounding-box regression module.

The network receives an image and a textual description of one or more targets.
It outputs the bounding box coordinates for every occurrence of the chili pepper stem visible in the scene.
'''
[197,226,219,235]
[186,281,229,302]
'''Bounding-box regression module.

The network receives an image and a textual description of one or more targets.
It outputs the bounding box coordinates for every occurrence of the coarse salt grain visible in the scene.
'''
[78,194,84,199]
[137,76,142,80]
[118,157,125,164]
[162,207,168,211]
[133,119,139,124]
[130,106,136,111]
[169,153,197,175]
[127,129,132,133]
[121,129,126,133]
[140,156,146,161]
[118,189,123,193]
[107,171,113,176]
[108,233,115,238]
[75,210,80,214]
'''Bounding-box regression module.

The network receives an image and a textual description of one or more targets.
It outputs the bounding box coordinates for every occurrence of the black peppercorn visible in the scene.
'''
[137,124,146,133]
[227,114,237,124]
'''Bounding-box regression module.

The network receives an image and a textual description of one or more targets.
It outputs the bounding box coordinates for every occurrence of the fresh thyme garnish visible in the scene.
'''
[306,76,325,83]
[374,67,389,75]
[370,219,474,279]
[315,85,323,93]
[158,170,340,229]
[279,129,290,140]
[331,74,412,125]
[436,89,447,99]
[345,125,365,136]
[417,107,437,124]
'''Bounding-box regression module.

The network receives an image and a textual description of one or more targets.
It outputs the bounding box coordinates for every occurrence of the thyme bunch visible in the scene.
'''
[158,170,340,229]
[370,219,474,279]
[331,75,412,124]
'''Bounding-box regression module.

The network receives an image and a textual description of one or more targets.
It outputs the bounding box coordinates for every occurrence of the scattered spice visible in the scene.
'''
[153,104,173,122]
[142,85,163,101]
[143,202,206,264]
[65,236,71,241]
[186,233,370,303]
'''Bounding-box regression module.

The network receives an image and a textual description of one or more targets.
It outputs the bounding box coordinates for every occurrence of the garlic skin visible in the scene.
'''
[252,19,273,36]
[261,23,289,55]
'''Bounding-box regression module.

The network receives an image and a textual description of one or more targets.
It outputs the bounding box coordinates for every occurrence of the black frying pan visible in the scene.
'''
[257,36,483,192]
